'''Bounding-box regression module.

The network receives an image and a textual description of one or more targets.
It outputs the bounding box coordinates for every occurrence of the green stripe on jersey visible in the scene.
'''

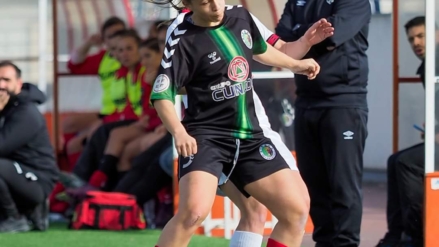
[209,26,253,139]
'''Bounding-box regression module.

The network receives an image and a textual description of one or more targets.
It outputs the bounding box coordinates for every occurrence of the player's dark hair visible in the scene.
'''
[144,0,186,11]
[0,61,21,78]
[101,16,126,35]
[140,38,160,53]
[109,29,142,46]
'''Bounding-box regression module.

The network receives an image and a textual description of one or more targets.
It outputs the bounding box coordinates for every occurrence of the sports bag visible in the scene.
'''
[71,191,145,230]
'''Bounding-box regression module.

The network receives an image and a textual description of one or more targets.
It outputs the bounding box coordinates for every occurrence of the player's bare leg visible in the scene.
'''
[156,171,218,247]
[220,182,267,247]
[245,169,310,247]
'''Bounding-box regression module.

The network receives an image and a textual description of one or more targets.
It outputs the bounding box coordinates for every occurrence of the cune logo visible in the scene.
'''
[228,56,249,83]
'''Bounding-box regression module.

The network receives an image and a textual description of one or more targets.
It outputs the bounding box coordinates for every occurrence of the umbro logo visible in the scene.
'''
[208,51,221,64]
[343,131,354,140]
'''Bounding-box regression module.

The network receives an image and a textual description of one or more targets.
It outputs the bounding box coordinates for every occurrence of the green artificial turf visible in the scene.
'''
[0,223,230,247]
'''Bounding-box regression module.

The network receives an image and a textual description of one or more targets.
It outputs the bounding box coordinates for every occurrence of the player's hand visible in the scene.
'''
[302,18,334,46]
[87,34,102,47]
[174,131,197,157]
[291,59,320,80]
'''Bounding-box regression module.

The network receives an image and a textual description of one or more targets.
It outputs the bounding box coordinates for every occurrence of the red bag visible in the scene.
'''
[71,191,146,230]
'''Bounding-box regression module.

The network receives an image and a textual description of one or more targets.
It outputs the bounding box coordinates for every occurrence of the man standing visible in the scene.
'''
[0,61,58,232]
[276,0,371,246]
[376,16,439,247]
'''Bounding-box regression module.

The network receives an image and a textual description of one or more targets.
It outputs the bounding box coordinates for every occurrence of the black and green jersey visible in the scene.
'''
[151,5,270,139]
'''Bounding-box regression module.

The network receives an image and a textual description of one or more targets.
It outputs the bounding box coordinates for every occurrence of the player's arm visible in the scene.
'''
[254,44,319,78]
[150,36,196,156]
[153,100,185,136]
[246,9,319,78]
[250,12,310,59]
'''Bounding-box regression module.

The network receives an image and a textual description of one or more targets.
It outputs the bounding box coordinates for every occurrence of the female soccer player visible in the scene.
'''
[156,11,333,246]
[150,1,324,247]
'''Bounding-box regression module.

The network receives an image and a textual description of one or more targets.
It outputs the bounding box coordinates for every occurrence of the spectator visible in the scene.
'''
[276,0,371,246]
[65,31,161,198]
[64,17,126,153]
[115,38,166,171]
[113,129,173,227]
[376,16,439,247]
[63,34,165,185]
[0,61,58,232]
[148,20,164,38]
[157,22,168,52]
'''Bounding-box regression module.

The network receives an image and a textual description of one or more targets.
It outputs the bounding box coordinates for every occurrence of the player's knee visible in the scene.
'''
[276,200,309,231]
[240,199,267,230]
[176,207,210,230]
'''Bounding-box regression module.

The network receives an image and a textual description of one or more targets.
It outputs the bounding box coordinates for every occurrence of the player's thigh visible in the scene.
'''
[243,168,310,222]
[219,181,267,219]
[177,171,218,221]
[235,138,309,217]
[177,139,232,214]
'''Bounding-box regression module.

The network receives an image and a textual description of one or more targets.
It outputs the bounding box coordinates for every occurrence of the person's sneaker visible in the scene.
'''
[26,199,49,231]
[376,239,400,247]
[0,216,30,233]
[65,184,98,201]
[58,172,86,189]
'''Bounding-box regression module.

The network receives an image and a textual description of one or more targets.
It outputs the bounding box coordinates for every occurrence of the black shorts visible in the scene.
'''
[178,134,297,197]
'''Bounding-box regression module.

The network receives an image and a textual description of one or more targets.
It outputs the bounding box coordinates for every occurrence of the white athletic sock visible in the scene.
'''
[229,231,263,247]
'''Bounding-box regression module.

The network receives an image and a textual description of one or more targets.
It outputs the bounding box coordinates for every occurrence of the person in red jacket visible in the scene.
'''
[63,17,126,154]
[115,38,167,172]
[66,30,162,197]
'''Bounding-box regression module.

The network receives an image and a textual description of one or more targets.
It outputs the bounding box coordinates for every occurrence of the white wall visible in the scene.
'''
[364,14,394,169]
[364,14,426,169]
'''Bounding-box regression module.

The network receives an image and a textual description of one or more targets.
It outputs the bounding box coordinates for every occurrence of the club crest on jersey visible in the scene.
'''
[259,144,276,160]
[153,74,170,93]
[241,29,253,49]
[228,56,249,82]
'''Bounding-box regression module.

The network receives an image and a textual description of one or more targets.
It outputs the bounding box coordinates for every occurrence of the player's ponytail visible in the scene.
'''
[144,0,185,12]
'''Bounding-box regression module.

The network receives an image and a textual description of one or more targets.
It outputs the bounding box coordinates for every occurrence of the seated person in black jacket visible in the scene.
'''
[376,17,439,247]
[0,61,59,233]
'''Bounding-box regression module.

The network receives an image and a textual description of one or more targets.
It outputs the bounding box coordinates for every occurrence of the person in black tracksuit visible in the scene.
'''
[0,61,58,233]
[276,1,371,246]
[376,16,439,247]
